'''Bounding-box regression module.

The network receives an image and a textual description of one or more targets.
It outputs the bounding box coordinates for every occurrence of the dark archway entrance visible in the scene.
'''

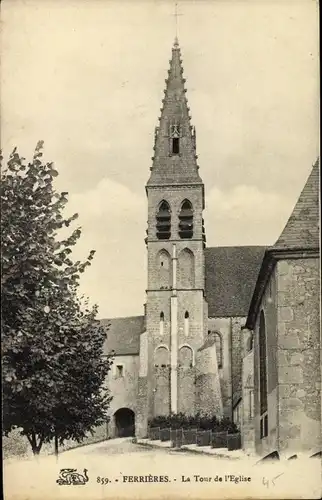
[114,408,135,437]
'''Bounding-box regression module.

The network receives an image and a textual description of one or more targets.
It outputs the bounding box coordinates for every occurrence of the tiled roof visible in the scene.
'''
[274,158,319,249]
[205,246,266,318]
[101,316,145,356]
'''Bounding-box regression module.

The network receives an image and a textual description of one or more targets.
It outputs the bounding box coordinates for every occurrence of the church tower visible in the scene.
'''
[136,39,207,437]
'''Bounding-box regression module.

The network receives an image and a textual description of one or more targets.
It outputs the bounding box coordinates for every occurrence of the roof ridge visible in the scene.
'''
[205,245,266,250]
[100,314,144,321]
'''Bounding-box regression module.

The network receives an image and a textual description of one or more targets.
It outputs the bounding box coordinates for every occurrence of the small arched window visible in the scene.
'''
[184,311,189,337]
[179,200,193,239]
[160,312,164,336]
[156,201,171,240]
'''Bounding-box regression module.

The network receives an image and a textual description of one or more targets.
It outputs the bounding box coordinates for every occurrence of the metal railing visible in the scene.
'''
[147,426,241,450]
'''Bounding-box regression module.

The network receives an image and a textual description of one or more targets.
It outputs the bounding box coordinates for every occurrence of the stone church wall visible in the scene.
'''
[241,328,255,452]
[195,344,223,417]
[254,269,278,457]
[178,367,195,415]
[178,346,195,414]
[106,354,139,437]
[231,317,245,410]
[207,317,232,418]
[276,257,321,453]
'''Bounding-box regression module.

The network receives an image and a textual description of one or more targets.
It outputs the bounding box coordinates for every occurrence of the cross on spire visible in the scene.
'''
[173,1,182,45]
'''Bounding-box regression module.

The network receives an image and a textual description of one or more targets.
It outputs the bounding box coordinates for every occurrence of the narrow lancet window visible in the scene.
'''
[214,332,223,368]
[160,312,164,336]
[184,311,189,337]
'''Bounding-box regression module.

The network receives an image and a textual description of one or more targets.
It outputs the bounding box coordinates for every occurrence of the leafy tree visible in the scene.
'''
[1,142,113,455]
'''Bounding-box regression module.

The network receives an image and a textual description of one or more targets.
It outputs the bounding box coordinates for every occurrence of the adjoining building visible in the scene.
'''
[243,158,320,456]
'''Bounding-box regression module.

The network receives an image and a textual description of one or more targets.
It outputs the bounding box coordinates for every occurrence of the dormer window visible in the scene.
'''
[169,123,181,155]
[172,137,180,154]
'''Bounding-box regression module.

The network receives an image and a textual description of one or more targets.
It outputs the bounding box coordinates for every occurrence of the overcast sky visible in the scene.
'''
[1,0,319,319]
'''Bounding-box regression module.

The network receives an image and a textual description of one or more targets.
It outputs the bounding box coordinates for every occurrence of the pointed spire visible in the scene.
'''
[147,42,202,186]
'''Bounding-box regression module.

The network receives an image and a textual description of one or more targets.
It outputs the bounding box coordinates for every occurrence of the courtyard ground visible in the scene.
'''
[4,437,321,500]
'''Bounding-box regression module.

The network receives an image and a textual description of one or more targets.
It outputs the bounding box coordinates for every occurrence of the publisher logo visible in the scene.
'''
[56,468,89,486]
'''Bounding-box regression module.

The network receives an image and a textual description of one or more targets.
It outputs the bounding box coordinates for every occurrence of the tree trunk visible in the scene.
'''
[27,431,44,458]
[54,431,59,461]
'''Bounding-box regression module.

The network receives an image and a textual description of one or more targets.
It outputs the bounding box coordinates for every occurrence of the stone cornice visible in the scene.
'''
[146,238,204,243]
[146,288,205,293]
[146,183,204,190]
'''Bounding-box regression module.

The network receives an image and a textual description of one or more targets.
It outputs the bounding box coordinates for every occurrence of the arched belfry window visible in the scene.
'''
[259,311,268,438]
[156,201,171,240]
[179,200,193,239]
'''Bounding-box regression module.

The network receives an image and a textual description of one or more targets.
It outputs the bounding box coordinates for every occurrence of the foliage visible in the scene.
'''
[1,142,113,455]
[148,412,238,433]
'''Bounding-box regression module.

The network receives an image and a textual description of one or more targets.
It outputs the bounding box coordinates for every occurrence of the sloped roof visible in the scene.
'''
[274,158,319,249]
[101,316,144,356]
[205,246,266,318]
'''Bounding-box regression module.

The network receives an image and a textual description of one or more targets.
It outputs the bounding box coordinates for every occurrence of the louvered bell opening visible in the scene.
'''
[157,210,171,220]
[156,218,171,240]
[179,220,193,239]
[157,230,171,240]
[179,206,193,238]
[179,209,193,219]
[179,220,193,230]
[179,230,193,239]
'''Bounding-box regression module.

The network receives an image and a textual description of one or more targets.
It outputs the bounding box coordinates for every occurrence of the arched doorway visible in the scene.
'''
[114,408,135,437]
